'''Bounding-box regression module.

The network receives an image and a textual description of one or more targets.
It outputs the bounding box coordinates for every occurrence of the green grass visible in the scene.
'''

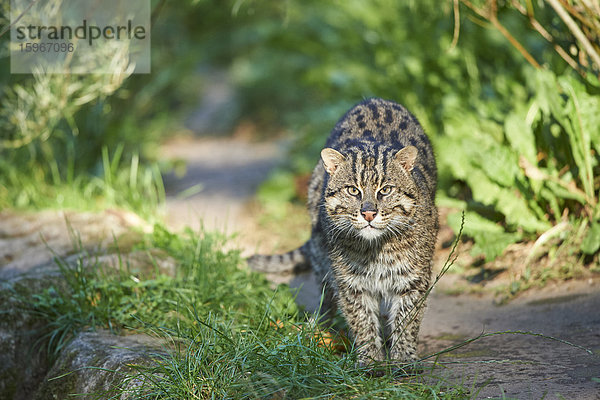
[11,224,469,399]
[18,225,297,355]
[118,317,468,399]
[0,144,165,220]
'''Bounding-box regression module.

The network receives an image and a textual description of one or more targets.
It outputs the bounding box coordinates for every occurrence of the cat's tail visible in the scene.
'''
[247,243,311,274]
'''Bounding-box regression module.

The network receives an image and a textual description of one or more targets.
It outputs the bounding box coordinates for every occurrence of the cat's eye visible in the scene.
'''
[346,186,361,197]
[378,186,393,196]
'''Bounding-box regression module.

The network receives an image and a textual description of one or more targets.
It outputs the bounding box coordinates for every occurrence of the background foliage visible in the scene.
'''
[214,0,600,266]
[1,0,599,265]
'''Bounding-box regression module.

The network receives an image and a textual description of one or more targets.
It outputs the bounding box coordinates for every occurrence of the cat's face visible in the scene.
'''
[321,146,419,242]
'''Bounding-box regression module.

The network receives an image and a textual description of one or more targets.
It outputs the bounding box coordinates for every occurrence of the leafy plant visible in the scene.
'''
[438,1,600,264]
[443,67,599,261]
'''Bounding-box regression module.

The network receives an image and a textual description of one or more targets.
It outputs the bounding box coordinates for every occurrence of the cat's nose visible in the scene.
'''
[361,202,377,222]
[362,211,377,222]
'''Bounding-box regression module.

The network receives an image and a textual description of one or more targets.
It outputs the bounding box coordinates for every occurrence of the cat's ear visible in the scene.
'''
[321,148,346,174]
[394,146,418,172]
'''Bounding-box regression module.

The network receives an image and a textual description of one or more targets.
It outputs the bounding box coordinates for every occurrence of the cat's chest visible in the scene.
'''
[337,253,419,297]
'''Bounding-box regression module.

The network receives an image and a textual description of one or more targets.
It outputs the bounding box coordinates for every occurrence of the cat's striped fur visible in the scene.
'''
[248,98,438,367]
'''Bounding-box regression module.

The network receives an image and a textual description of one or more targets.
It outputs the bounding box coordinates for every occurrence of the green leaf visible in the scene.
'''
[568,83,600,155]
[435,193,467,210]
[582,222,600,255]
[435,137,470,180]
[545,180,587,205]
[471,230,522,261]
[447,211,503,235]
[465,169,548,233]
[504,109,537,165]
[533,69,564,119]
[473,144,520,187]
[465,169,502,205]
[545,75,598,203]
[540,187,561,220]
[447,211,522,261]
[495,189,551,233]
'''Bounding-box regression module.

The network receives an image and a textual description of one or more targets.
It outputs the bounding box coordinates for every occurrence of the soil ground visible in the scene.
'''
[161,136,600,400]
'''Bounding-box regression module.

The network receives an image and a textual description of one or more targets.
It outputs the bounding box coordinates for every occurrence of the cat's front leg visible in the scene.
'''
[387,289,426,364]
[336,286,384,367]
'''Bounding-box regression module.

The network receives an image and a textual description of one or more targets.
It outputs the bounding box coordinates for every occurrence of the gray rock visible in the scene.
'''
[0,260,59,400]
[34,330,164,400]
[0,210,165,400]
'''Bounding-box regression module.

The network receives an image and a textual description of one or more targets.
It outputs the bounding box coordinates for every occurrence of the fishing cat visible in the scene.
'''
[248,98,438,368]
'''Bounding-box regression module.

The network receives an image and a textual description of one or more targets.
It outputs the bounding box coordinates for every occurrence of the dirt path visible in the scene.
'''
[422,285,600,399]
[161,137,600,400]
[161,136,286,244]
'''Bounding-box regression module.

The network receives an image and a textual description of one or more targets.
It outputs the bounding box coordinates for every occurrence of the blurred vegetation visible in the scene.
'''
[0,0,206,216]
[218,0,600,272]
[1,0,598,269]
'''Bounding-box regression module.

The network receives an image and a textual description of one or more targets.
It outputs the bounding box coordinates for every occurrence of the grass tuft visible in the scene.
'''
[119,313,469,399]
[11,223,470,399]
